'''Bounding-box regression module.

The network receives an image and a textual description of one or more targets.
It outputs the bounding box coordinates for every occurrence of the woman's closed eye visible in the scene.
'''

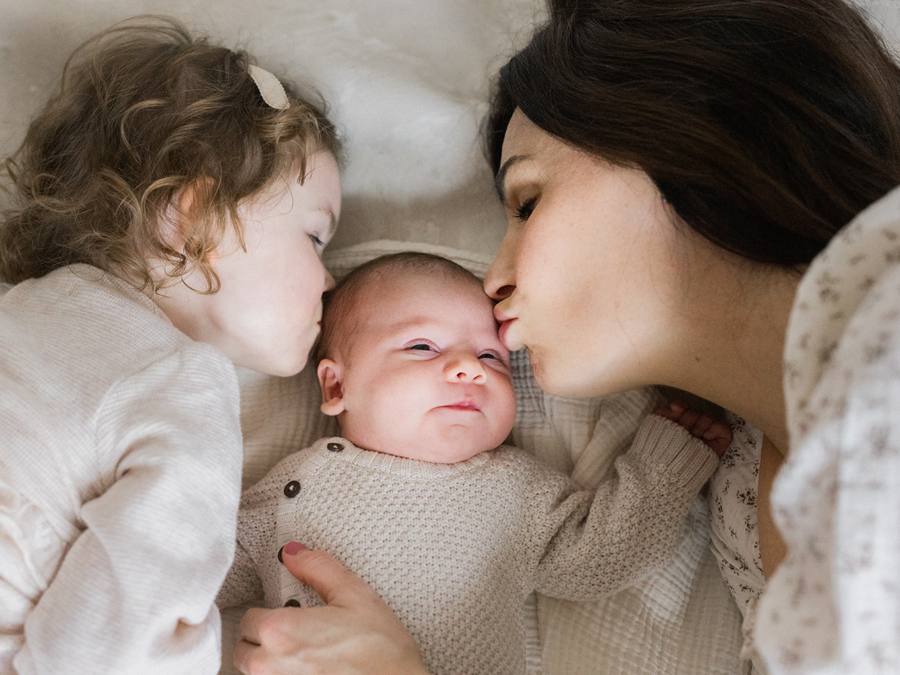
[514,197,536,223]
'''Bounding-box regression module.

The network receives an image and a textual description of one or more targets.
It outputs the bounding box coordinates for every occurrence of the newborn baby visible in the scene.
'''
[218,252,727,675]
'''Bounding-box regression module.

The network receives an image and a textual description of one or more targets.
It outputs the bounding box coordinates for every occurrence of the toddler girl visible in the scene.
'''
[0,17,340,675]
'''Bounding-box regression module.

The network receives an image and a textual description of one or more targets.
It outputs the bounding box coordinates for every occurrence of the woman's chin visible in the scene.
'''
[530,352,629,399]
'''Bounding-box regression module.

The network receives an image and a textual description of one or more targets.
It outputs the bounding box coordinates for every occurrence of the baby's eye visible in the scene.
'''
[514,197,536,223]
[478,352,499,360]
[409,343,434,352]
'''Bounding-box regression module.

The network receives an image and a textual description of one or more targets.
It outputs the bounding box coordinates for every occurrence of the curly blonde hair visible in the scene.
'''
[0,16,341,291]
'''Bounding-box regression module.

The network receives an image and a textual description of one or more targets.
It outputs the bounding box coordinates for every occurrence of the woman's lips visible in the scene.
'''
[498,319,522,352]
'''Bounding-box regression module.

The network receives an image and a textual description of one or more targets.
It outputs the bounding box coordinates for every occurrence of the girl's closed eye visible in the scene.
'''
[407,341,437,353]
[308,233,325,251]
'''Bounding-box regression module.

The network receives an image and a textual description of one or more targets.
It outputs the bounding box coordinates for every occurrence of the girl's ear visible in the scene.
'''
[161,179,220,263]
[159,184,197,253]
[317,359,346,416]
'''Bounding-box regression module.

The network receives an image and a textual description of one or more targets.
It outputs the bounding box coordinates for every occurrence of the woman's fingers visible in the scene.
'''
[280,546,378,607]
[234,547,429,675]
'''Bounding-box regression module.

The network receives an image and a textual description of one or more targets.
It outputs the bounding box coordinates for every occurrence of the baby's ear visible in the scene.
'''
[317,359,346,416]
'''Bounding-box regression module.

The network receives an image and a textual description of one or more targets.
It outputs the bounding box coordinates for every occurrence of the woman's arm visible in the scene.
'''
[234,546,429,675]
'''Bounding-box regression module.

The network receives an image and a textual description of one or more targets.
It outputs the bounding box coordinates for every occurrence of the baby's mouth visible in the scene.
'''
[439,400,482,412]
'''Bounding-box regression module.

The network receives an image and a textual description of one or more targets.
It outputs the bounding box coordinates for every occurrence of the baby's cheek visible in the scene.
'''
[496,384,518,437]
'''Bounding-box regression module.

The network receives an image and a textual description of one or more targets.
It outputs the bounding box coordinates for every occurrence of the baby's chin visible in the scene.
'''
[350,435,501,464]
[338,420,514,464]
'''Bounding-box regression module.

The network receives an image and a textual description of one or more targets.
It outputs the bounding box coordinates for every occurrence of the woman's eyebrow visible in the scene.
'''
[494,154,528,202]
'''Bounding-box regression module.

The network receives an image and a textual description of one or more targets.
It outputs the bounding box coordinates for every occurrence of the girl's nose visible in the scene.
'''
[444,353,486,384]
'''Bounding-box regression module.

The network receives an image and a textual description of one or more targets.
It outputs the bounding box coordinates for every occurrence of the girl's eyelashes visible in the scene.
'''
[514,197,536,223]
[478,352,499,360]
[308,233,325,250]
[408,342,435,352]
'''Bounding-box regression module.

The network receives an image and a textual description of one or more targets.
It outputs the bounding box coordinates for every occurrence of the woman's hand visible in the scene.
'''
[233,544,429,675]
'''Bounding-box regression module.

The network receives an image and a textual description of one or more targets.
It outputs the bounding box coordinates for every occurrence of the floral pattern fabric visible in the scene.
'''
[755,184,900,674]
[708,414,767,674]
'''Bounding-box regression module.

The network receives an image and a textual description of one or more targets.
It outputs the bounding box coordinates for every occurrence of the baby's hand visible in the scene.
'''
[657,401,731,458]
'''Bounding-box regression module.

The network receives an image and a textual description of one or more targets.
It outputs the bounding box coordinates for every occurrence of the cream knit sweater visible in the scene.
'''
[0,265,243,675]
[218,415,718,675]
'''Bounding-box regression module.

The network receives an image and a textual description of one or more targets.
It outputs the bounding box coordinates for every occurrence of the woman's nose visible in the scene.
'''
[483,228,518,300]
[444,353,487,384]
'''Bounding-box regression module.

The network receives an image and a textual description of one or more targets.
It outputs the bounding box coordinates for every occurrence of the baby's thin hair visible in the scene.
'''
[317,252,482,363]
[0,15,342,291]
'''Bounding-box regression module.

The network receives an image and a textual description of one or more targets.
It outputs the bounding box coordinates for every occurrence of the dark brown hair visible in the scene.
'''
[486,0,900,267]
[317,252,482,363]
[0,16,342,290]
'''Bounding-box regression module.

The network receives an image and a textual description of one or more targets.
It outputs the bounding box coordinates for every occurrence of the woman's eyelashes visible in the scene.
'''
[514,196,537,223]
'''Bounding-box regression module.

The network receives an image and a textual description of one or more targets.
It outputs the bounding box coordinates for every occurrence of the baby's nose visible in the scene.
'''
[445,353,486,383]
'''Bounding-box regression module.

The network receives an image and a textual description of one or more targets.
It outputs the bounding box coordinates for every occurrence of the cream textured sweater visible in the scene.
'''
[218,415,718,675]
[0,265,243,675]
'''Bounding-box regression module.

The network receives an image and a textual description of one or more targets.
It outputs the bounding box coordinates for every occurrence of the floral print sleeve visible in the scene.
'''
[755,185,900,675]
[708,414,767,673]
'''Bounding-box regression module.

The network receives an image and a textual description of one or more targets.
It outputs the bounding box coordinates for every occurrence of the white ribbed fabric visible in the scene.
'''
[220,416,717,675]
[756,185,900,674]
[0,265,243,675]
[219,241,746,675]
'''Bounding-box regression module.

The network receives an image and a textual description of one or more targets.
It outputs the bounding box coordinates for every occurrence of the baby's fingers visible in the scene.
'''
[700,419,732,457]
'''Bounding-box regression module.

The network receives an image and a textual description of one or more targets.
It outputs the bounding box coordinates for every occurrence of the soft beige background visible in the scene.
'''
[0,0,550,257]
[1,1,897,259]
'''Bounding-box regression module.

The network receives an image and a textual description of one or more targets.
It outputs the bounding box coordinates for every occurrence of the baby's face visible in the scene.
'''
[318,272,517,463]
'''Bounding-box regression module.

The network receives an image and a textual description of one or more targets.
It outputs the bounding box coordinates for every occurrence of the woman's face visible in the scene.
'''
[484,110,696,398]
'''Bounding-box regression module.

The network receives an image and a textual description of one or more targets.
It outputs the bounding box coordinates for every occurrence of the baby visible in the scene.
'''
[218,252,728,675]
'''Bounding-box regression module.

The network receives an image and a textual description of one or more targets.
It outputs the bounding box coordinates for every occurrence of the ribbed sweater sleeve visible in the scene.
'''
[527,415,718,600]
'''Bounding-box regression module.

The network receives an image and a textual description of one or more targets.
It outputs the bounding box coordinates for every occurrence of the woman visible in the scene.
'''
[234,1,900,673]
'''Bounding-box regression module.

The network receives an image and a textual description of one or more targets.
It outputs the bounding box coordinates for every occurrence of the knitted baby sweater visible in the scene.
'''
[219,414,717,675]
